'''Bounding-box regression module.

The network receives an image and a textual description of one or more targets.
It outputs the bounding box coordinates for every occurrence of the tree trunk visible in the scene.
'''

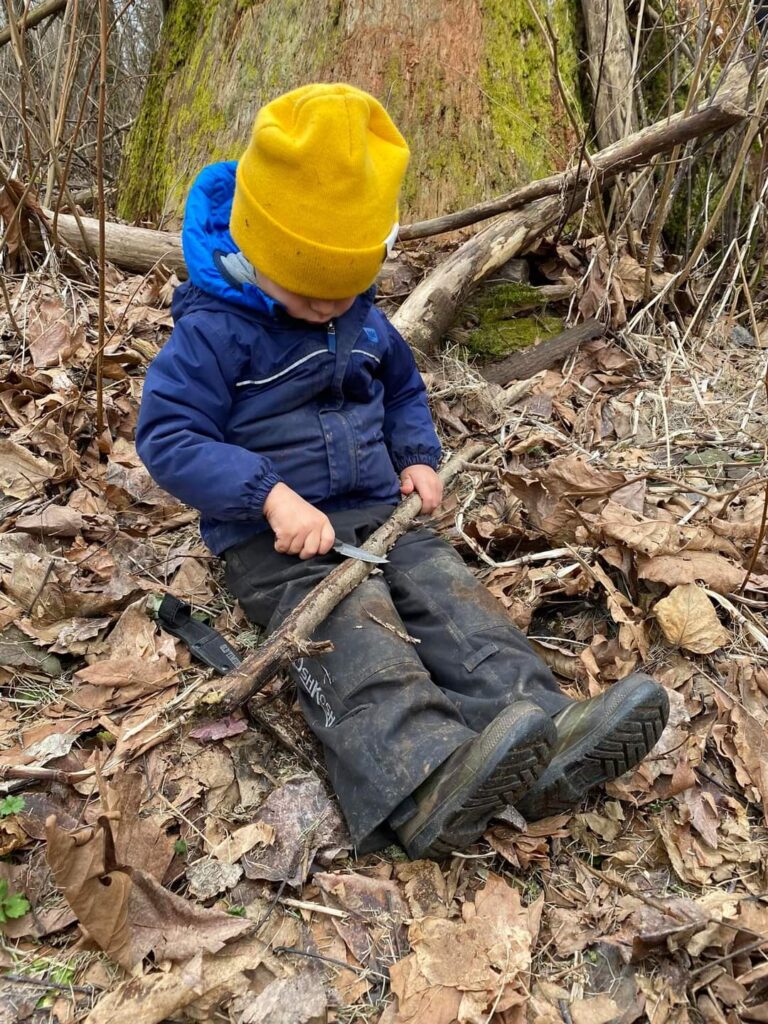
[581,0,651,225]
[581,0,639,150]
[118,0,581,226]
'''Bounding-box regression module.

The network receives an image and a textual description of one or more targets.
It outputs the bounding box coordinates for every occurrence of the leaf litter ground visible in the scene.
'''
[1,242,768,1024]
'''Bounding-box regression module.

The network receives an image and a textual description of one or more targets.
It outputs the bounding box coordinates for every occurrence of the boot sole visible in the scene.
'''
[404,704,556,859]
[515,676,669,821]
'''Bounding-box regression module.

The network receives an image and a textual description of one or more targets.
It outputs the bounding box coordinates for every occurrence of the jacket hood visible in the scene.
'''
[180,161,281,317]
[178,161,376,326]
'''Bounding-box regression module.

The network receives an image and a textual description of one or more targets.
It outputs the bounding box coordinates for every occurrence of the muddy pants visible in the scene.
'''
[224,504,571,851]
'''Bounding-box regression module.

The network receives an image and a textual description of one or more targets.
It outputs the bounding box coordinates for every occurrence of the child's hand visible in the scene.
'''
[263,483,335,559]
[399,464,443,514]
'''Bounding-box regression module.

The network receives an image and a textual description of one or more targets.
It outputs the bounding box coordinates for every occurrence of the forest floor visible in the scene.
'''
[1,234,768,1024]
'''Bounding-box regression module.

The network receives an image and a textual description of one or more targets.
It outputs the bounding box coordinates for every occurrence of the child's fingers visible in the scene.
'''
[299,530,320,559]
[400,473,414,494]
[318,520,335,555]
[273,531,292,554]
[420,480,443,514]
[287,531,307,556]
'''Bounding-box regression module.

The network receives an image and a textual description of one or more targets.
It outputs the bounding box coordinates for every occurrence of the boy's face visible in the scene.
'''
[255,271,357,323]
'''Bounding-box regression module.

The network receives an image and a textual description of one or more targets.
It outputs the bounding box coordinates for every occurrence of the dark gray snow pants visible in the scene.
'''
[224,504,570,851]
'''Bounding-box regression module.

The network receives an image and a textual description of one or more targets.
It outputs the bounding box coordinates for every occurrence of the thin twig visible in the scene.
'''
[95,0,108,433]
[0,972,95,995]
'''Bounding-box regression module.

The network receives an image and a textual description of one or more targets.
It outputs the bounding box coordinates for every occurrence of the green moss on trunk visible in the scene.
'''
[481,0,582,182]
[455,282,564,360]
[119,0,583,226]
[465,314,563,359]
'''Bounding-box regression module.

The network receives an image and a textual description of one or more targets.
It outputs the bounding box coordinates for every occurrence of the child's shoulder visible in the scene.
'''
[167,281,273,363]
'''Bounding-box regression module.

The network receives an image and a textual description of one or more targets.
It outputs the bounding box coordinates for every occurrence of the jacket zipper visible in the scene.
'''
[326,320,336,354]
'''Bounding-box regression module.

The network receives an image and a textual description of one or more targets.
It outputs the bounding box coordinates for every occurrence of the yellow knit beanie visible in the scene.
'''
[230,83,410,300]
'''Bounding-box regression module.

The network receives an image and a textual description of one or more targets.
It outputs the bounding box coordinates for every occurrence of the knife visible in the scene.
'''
[333,540,388,564]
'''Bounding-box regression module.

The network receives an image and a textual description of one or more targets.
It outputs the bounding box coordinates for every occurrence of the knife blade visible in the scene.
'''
[332,540,388,564]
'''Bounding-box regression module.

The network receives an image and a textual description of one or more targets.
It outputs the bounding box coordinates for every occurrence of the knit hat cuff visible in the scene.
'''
[230,181,391,300]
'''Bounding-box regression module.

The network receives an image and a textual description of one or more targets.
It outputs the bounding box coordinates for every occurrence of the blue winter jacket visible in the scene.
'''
[135,162,442,555]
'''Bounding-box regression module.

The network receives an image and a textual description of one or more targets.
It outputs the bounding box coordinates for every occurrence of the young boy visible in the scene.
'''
[136,83,669,858]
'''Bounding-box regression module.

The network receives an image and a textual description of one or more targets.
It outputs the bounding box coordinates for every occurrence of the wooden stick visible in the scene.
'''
[279,897,347,919]
[0,0,68,48]
[0,764,92,784]
[192,442,486,717]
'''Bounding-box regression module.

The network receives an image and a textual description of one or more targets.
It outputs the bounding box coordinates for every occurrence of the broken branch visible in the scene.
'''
[0,0,68,49]
[192,442,486,717]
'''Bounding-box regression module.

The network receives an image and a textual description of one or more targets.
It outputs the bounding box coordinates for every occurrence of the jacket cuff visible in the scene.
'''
[391,449,442,473]
[251,469,282,515]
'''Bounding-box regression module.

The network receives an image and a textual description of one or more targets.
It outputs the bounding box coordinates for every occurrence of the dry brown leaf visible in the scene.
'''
[242,776,348,887]
[73,602,179,692]
[388,873,540,1024]
[74,656,175,690]
[0,624,63,674]
[655,584,730,654]
[0,440,56,499]
[590,501,740,559]
[546,906,598,956]
[394,860,450,919]
[581,635,637,682]
[84,935,276,1024]
[102,773,176,882]
[46,814,249,969]
[306,911,370,1006]
[621,898,708,960]
[503,456,630,543]
[15,506,86,537]
[569,994,622,1024]
[486,825,551,871]
[168,557,215,603]
[712,673,768,824]
[655,799,761,889]
[3,552,144,623]
[236,975,327,1024]
[681,787,720,847]
[315,870,408,969]
[211,822,275,864]
[637,551,768,594]
[103,460,180,509]
[48,616,112,655]
[26,298,87,368]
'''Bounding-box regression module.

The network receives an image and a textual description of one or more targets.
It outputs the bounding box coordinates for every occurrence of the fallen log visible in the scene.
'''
[40,207,186,275]
[192,442,486,718]
[38,64,756,274]
[392,192,576,355]
[0,0,68,48]
[480,318,607,385]
[397,63,754,241]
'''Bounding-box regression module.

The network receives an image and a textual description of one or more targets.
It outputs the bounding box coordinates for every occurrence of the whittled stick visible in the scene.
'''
[192,442,487,717]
